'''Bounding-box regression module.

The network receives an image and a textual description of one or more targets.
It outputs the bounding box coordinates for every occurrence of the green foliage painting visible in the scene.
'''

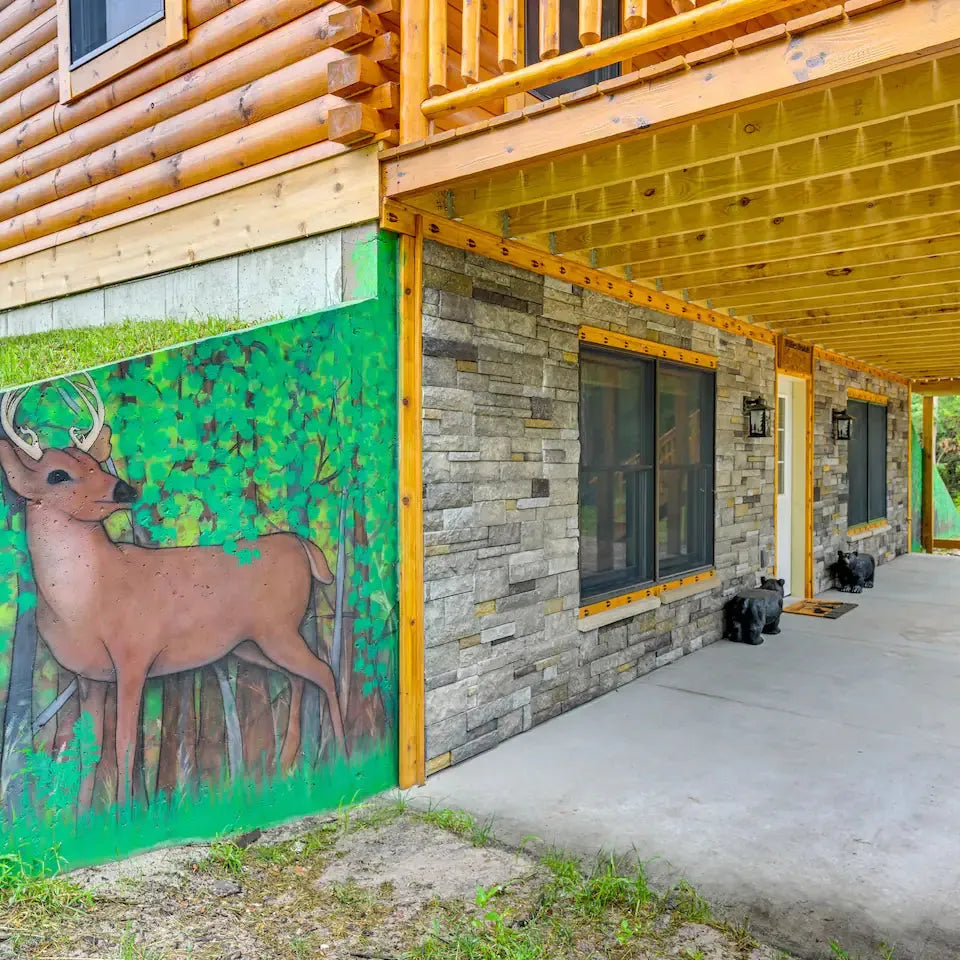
[0,288,399,869]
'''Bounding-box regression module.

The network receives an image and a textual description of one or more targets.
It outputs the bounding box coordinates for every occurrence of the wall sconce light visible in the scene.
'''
[743,396,771,438]
[833,408,854,441]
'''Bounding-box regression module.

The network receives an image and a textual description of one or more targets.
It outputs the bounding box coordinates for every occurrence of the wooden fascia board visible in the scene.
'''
[381,199,775,344]
[382,0,960,198]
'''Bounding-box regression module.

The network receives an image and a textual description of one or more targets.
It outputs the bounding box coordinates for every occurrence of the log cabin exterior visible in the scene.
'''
[0,0,958,808]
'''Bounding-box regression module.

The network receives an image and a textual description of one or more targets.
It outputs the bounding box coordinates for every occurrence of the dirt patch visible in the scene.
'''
[2,800,810,960]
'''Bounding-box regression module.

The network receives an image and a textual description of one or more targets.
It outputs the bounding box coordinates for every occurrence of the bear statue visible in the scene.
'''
[834,549,876,593]
[723,577,786,646]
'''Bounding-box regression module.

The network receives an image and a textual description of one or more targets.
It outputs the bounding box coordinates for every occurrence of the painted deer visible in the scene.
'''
[0,376,346,808]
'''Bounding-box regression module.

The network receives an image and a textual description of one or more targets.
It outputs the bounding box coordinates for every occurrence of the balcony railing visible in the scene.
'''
[400,0,843,141]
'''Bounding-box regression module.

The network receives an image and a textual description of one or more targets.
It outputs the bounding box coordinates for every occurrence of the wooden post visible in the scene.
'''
[540,0,559,59]
[922,394,935,552]
[398,217,426,788]
[498,0,520,71]
[804,374,814,598]
[906,383,913,551]
[579,0,601,45]
[462,0,482,84]
[401,0,429,141]
[428,0,448,95]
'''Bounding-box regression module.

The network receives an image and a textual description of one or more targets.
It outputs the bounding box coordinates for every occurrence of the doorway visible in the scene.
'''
[776,375,807,598]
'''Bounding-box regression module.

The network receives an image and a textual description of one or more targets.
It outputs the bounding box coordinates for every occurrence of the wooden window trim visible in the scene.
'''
[57,0,187,104]
[847,387,889,406]
[579,325,718,369]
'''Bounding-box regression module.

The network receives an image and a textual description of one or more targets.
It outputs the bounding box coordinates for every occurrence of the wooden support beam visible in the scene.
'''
[922,395,935,553]
[907,382,913,550]
[382,199,775,344]
[398,215,426,788]
[933,539,960,550]
[384,0,960,198]
[913,379,960,397]
[515,125,960,248]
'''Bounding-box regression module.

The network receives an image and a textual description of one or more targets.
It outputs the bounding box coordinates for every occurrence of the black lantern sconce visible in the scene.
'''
[833,408,854,442]
[743,396,771,438]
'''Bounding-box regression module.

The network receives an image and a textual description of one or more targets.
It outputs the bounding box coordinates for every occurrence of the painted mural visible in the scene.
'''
[0,295,398,868]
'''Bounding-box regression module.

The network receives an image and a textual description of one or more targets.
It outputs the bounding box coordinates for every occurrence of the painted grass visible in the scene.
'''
[0,317,262,390]
[1,738,397,872]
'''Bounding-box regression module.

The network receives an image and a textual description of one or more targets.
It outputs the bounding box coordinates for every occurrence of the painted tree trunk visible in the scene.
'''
[157,674,197,795]
[235,663,276,780]
[197,666,227,784]
[299,581,321,769]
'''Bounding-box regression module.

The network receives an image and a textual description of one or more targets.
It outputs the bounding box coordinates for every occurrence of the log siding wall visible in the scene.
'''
[0,0,386,290]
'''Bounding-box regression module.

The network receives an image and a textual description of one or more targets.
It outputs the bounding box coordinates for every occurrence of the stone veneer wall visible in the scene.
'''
[421,240,778,772]
[812,358,910,593]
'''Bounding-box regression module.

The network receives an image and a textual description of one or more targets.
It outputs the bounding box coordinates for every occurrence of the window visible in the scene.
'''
[847,398,887,527]
[70,0,164,66]
[58,0,186,103]
[524,0,621,100]
[579,345,715,601]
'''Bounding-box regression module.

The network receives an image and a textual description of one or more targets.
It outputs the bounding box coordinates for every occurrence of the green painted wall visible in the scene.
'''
[0,231,399,869]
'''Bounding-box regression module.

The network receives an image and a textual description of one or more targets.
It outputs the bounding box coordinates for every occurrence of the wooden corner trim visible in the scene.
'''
[847,387,889,406]
[579,325,718,369]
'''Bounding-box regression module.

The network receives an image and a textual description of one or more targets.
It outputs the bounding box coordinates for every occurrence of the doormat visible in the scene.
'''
[783,599,858,619]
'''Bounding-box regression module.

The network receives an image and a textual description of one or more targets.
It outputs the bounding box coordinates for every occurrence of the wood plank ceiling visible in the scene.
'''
[391,16,960,379]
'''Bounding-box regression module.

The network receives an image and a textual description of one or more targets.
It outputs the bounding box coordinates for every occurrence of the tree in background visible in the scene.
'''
[911,393,960,509]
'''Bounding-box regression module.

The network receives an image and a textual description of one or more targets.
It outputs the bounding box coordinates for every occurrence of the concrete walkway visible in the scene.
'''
[416,553,960,960]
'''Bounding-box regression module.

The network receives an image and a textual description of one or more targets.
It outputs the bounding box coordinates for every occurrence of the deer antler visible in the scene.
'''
[0,387,43,460]
[65,373,105,454]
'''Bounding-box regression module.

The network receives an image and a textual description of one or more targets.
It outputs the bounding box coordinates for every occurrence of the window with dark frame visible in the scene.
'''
[579,345,716,602]
[847,398,887,527]
[524,0,621,100]
[70,0,164,67]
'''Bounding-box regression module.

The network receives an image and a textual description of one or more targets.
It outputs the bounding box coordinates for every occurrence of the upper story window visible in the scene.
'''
[58,0,186,103]
[524,0,621,100]
[579,342,716,602]
[848,398,887,527]
[70,0,165,67]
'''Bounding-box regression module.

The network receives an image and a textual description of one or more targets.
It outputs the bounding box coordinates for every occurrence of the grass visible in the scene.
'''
[118,928,167,960]
[0,850,90,913]
[421,803,496,847]
[0,316,261,389]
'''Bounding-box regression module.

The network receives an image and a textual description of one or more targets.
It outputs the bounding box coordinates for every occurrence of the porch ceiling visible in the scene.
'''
[385,0,960,379]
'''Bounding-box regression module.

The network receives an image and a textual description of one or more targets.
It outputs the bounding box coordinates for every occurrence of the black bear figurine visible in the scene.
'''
[835,550,876,593]
[724,577,786,646]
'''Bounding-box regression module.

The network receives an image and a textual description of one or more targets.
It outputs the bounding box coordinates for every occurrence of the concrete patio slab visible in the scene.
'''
[415,553,960,960]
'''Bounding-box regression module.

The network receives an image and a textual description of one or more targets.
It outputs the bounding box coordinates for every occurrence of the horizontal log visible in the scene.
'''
[328,101,394,143]
[0,0,329,166]
[0,40,56,131]
[187,0,247,29]
[0,0,53,45]
[0,6,337,194]
[0,6,54,78]
[328,55,391,97]
[330,7,384,50]
[0,96,340,252]
[0,49,338,222]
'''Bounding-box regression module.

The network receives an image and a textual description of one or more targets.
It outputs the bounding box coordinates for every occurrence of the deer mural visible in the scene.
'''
[0,375,346,808]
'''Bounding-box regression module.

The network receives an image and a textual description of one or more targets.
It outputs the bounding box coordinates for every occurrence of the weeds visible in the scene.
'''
[0,850,91,918]
[421,805,495,847]
[118,927,167,960]
[671,879,715,924]
[205,838,246,875]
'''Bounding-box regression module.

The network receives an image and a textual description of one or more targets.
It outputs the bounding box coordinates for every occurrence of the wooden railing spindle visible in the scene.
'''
[540,0,560,59]
[624,0,647,32]
[499,0,520,71]
[579,0,601,45]
[462,0,482,83]
[427,0,448,94]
